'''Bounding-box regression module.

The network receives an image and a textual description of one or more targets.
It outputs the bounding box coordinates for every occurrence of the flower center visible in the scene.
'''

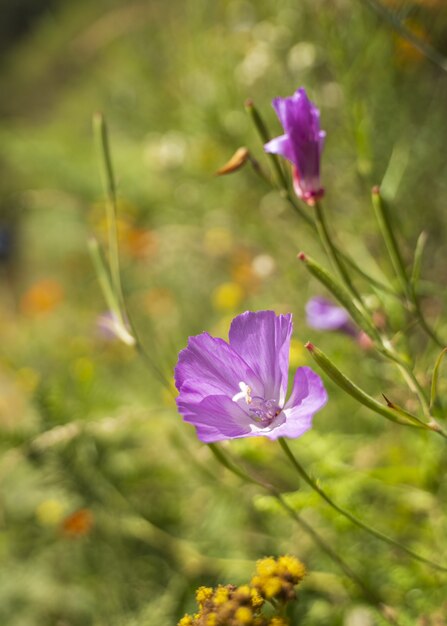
[232,381,282,425]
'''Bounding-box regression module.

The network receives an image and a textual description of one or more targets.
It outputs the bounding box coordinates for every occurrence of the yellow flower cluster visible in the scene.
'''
[177,556,306,626]
[251,556,306,602]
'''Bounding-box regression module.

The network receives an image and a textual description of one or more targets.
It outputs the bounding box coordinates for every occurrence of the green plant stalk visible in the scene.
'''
[93,112,125,314]
[410,232,444,347]
[314,200,366,311]
[394,359,431,418]
[372,189,444,348]
[92,114,174,389]
[298,252,382,343]
[305,342,431,430]
[361,0,447,73]
[410,289,445,350]
[88,237,124,324]
[88,237,139,346]
[371,187,408,297]
[339,250,401,299]
[430,347,447,412]
[278,438,447,573]
[411,231,427,287]
[299,253,433,417]
[207,444,398,624]
[245,99,288,189]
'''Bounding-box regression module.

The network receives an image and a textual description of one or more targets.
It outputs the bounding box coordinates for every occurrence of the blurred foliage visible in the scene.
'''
[1,0,447,624]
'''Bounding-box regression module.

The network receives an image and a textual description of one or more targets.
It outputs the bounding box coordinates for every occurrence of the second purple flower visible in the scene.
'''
[264,87,325,204]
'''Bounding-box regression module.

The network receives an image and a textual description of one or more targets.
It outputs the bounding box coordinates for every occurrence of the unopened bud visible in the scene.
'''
[216,147,250,176]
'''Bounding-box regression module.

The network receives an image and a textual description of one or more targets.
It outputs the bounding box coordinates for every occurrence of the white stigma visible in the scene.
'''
[232,381,252,404]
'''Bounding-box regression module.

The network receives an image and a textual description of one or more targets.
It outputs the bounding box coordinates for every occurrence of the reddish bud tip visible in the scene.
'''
[297,252,307,261]
[245,98,254,109]
[372,185,380,195]
[305,342,314,352]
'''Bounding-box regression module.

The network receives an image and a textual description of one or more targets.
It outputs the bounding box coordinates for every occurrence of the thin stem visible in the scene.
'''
[93,113,125,315]
[360,0,447,73]
[395,361,430,419]
[411,293,445,350]
[314,200,366,313]
[338,250,401,299]
[372,188,445,348]
[371,187,408,297]
[208,444,399,625]
[245,99,289,191]
[278,438,447,573]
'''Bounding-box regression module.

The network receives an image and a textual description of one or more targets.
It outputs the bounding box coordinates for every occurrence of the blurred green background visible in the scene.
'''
[1,0,447,624]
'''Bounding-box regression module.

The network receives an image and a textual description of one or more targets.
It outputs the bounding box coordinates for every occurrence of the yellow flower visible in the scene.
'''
[288,339,307,368]
[196,586,213,607]
[250,588,264,609]
[203,227,233,257]
[235,606,254,624]
[262,577,283,599]
[211,282,244,311]
[255,557,278,579]
[178,615,194,626]
[277,555,306,583]
[35,499,66,526]
[213,585,230,605]
[269,618,289,626]
[206,613,218,626]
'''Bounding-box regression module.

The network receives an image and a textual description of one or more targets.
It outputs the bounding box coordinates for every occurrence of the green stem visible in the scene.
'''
[361,0,447,73]
[245,99,288,190]
[207,444,398,623]
[92,113,172,390]
[411,292,445,350]
[314,200,368,315]
[395,360,430,419]
[93,113,125,314]
[371,187,408,297]
[299,252,434,419]
[278,439,447,574]
[338,250,401,299]
[298,253,382,343]
[430,347,447,412]
[305,342,434,431]
[372,188,444,348]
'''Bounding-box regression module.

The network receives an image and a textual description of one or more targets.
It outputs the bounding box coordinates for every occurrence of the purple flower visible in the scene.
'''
[306,297,356,336]
[264,87,325,204]
[174,310,327,443]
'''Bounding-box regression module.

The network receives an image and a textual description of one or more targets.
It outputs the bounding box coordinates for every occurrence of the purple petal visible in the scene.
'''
[306,297,350,330]
[266,367,327,439]
[269,87,325,199]
[175,333,261,405]
[284,366,328,413]
[306,297,356,336]
[178,395,253,443]
[228,311,292,404]
[264,135,295,163]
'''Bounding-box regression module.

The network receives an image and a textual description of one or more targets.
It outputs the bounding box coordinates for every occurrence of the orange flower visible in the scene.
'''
[62,508,94,537]
[21,279,63,316]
